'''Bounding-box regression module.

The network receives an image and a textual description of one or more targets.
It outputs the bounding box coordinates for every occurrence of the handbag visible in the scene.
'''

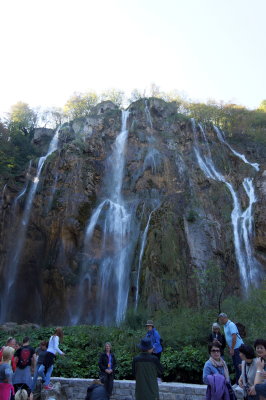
[226,382,237,400]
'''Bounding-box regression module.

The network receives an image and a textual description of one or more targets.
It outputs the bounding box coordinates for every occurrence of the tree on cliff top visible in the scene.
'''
[258,100,266,112]
[7,101,37,137]
[63,91,99,120]
[99,88,125,107]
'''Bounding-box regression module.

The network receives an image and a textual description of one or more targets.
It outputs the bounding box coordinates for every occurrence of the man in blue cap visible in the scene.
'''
[132,337,163,400]
[145,320,162,359]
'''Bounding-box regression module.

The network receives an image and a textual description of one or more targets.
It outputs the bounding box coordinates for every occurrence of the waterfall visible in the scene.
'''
[0,127,60,323]
[144,99,153,129]
[73,110,134,325]
[143,148,162,175]
[214,126,260,171]
[13,160,33,211]
[135,204,158,310]
[192,120,261,292]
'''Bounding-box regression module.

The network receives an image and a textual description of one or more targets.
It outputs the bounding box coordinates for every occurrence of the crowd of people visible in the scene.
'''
[0,327,65,400]
[203,313,266,400]
[0,315,265,400]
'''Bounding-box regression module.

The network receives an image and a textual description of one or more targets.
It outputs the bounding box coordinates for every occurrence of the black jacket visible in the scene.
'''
[85,384,108,400]
[98,352,117,375]
[208,332,226,355]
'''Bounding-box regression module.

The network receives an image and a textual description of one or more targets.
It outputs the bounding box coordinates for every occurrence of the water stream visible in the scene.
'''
[0,127,60,323]
[134,203,159,310]
[72,110,135,325]
[214,125,259,171]
[144,99,153,129]
[192,120,260,292]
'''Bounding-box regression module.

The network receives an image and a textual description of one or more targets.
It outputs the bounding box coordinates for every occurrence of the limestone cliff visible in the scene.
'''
[0,99,265,325]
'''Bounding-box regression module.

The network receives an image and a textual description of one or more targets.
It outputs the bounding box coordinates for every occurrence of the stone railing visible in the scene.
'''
[42,378,207,399]
[39,378,243,399]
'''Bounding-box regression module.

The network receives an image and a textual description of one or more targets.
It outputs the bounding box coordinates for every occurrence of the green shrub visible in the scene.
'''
[0,287,264,383]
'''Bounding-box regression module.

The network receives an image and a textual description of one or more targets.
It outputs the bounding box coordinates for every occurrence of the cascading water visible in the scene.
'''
[134,202,159,310]
[72,110,135,325]
[0,127,60,323]
[12,160,33,212]
[144,99,153,129]
[143,148,162,175]
[192,120,261,292]
[214,126,260,171]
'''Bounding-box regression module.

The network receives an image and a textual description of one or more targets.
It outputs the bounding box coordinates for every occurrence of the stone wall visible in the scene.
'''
[46,378,207,400]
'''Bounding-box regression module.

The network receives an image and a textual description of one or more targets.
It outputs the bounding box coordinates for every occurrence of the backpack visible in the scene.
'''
[235,322,246,339]
[17,347,31,369]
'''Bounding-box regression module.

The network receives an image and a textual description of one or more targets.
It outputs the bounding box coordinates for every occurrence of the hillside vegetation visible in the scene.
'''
[1,91,266,187]
[0,289,265,384]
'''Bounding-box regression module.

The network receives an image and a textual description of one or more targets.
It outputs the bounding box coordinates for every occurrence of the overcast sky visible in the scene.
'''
[1,0,266,115]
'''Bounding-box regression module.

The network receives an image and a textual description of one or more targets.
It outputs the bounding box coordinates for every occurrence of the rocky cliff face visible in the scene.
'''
[0,99,265,325]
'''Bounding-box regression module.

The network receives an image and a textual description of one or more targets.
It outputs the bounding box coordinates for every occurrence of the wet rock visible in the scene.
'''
[0,99,265,324]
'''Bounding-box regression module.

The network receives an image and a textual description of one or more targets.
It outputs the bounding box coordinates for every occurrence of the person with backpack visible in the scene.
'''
[38,327,65,390]
[145,320,163,359]
[133,337,163,400]
[12,337,35,400]
[218,313,244,383]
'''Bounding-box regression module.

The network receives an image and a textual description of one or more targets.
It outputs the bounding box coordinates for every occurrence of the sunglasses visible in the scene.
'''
[211,349,221,353]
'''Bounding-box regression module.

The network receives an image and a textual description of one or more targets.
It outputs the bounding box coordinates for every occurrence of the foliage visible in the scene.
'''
[63,91,99,120]
[99,89,125,107]
[0,288,264,383]
[196,262,225,309]
[7,102,37,137]
[38,107,65,128]
[258,100,266,112]
[0,118,39,181]
[220,284,266,342]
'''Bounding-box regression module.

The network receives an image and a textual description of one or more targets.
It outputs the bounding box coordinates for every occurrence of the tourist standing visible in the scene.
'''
[133,337,163,400]
[38,327,65,390]
[13,337,36,400]
[145,320,162,359]
[0,346,15,400]
[203,343,230,384]
[203,342,236,400]
[31,340,47,391]
[98,342,116,399]
[218,313,244,383]
[0,337,17,371]
[208,323,226,356]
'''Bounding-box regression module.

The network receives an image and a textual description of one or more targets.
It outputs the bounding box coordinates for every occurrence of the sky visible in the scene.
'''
[1,0,266,116]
